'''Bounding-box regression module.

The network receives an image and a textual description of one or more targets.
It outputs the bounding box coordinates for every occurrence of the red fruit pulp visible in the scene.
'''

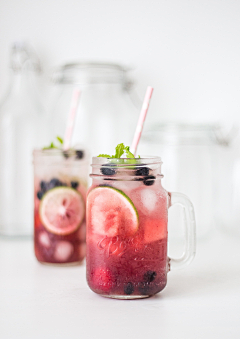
[86,180,169,298]
[34,179,86,265]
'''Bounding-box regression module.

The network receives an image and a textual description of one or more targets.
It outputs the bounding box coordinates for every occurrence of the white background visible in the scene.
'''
[1,2,240,338]
[0,0,240,125]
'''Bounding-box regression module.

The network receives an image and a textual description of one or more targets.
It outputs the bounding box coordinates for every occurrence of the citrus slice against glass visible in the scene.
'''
[87,186,139,237]
[40,187,85,235]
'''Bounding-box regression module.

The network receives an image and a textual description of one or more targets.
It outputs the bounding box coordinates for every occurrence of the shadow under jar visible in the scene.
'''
[86,157,196,299]
[33,148,89,265]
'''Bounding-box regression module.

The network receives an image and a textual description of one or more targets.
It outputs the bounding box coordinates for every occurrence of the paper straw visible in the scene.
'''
[130,86,154,156]
[63,88,81,151]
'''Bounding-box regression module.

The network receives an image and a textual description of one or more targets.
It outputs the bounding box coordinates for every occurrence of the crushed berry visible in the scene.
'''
[100,165,116,176]
[124,282,134,295]
[71,181,79,189]
[48,178,63,189]
[135,167,150,176]
[138,282,150,295]
[62,150,69,159]
[40,181,48,193]
[37,191,44,200]
[144,270,157,283]
[143,175,156,186]
[76,150,84,159]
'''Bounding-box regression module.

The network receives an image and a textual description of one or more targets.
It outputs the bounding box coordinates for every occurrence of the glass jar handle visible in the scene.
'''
[168,192,196,270]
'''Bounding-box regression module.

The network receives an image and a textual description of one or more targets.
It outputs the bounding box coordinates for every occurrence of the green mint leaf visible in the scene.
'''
[97,143,140,160]
[114,143,125,158]
[124,146,135,158]
[43,142,58,150]
[56,136,63,144]
[98,154,111,158]
[43,136,65,150]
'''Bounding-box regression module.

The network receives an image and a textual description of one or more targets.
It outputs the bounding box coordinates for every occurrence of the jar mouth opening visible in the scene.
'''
[52,62,131,85]
[33,148,88,163]
[142,122,231,146]
[91,156,162,167]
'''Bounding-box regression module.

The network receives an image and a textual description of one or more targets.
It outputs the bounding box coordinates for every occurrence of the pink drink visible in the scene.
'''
[86,157,169,298]
[33,149,89,265]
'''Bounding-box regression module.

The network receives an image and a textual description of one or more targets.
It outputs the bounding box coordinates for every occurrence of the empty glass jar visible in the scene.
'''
[139,123,221,242]
[49,63,139,156]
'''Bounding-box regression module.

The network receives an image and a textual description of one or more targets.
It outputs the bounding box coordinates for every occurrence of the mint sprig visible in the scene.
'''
[56,136,63,145]
[98,154,112,158]
[43,136,64,150]
[124,146,134,158]
[115,143,125,158]
[97,143,139,160]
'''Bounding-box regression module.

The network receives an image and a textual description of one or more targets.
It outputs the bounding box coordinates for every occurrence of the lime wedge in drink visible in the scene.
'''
[87,186,139,237]
[40,187,85,235]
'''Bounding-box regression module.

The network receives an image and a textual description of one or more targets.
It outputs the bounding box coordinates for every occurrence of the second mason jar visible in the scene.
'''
[33,148,89,265]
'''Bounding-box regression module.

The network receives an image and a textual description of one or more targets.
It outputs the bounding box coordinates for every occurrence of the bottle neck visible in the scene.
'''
[0,69,44,116]
[8,70,37,97]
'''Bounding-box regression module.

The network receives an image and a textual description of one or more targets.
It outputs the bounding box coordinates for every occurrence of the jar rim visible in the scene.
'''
[142,122,224,146]
[51,62,132,85]
[33,148,88,162]
[91,156,162,167]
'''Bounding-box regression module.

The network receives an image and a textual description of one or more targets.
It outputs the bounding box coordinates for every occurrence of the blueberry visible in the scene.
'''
[138,282,150,295]
[48,178,63,189]
[124,282,134,295]
[135,167,150,176]
[37,191,44,200]
[71,181,79,189]
[143,271,157,283]
[143,175,156,186]
[75,150,84,159]
[100,165,116,176]
[62,150,69,159]
[40,181,48,193]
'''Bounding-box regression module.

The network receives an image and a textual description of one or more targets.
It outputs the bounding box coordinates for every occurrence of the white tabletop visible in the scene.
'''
[0,231,240,339]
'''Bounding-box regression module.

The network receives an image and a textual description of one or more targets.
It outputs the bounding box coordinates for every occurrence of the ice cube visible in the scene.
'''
[39,232,51,248]
[140,188,158,212]
[54,241,74,262]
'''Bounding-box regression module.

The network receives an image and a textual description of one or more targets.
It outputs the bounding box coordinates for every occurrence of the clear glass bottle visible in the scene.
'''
[0,43,48,236]
[49,63,139,156]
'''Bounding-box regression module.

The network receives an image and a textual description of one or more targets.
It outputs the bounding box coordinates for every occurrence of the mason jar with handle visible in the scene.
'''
[86,156,196,299]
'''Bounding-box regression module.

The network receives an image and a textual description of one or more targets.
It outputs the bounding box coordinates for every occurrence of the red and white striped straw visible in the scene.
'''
[130,86,154,156]
[63,88,81,151]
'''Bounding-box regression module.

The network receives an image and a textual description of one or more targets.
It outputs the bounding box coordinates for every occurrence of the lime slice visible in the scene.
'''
[87,186,139,237]
[40,187,85,235]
